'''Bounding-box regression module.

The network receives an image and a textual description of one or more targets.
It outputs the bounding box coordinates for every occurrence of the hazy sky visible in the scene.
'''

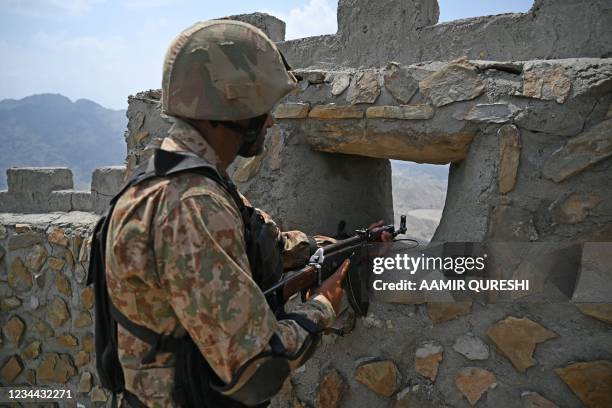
[0,0,533,110]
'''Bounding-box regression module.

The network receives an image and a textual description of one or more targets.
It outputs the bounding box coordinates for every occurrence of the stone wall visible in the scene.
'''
[125,90,394,237]
[0,213,105,405]
[117,3,612,406]
[0,166,126,215]
[2,2,612,407]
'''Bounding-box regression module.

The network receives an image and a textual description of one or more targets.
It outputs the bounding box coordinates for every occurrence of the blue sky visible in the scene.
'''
[0,0,533,110]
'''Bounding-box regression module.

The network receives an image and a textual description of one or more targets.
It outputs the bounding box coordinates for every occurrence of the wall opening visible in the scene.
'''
[391,160,449,244]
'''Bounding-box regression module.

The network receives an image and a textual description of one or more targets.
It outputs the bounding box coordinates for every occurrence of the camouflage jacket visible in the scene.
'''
[105,118,336,407]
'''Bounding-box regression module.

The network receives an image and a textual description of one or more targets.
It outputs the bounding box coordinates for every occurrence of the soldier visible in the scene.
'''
[101,20,389,407]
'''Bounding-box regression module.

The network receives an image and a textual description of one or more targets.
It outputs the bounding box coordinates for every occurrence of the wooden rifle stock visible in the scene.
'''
[280,265,318,301]
[263,216,408,312]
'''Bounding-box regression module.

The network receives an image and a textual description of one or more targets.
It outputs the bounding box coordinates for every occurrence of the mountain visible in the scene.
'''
[0,94,126,189]
[390,160,448,242]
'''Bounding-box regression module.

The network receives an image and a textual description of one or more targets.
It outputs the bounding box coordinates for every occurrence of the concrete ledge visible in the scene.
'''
[91,166,126,196]
[7,167,73,195]
[224,12,285,42]
[91,166,126,214]
[0,166,123,214]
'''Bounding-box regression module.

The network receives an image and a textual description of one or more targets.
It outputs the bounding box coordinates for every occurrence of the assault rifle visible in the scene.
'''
[264,216,408,317]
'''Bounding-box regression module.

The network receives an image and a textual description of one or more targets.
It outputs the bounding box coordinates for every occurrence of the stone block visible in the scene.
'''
[21,341,41,360]
[347,70,380,104]
[55,272,72,297]
[82,334,94,352]
[354,359,400,397]
[419,61,485,107]
[75,351,90,367]
[51,190,92,212]
[1,296,21,311]
[315,370,346,408]
[90,385,109,402]
[383,62,418,104]
[0,356,23,383]
[3,315,25,346]
[486,316,558,372]
[8,257,32,292]
[366,105,434,120]
[36,353,76,384]
[8,231,43,250]
[555,360,612,408]
[521,391,559,408]
[78,371,93,393]
[575,303,612,325]
[7,167,73,195]
[224,12,285,42]
[309,104,364,119]
[48,228,68,247]
[453,333,490,361]
[464,103,516,123]
[542,117,612,182]
[293,69,326,84]
[552,193,602,224]
[48,296,70,328]
[74,310,92,328]
[0,190,17,212]
[25,243,48,272]
[81,286,94,309]
[91,166,126,214]
[497,124,521,194]
[415,341,443,381]
[58,334,78,347]
[48,190,72,212]
[522,63,572,103]
[427,301,472,324]
[91,166,126,196]
[273,103,310,119]
[487,205,539,241]
[233,155,264,183]
[327,72,351,96]
[455,367,496,406]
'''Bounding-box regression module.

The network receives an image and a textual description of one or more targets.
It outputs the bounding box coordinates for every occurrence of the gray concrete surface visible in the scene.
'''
[279,0,612,69]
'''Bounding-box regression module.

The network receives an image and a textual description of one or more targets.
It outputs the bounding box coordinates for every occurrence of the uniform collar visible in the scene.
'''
[161,117,225,172]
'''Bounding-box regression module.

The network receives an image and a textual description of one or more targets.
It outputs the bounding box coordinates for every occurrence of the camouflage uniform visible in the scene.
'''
[105,118,336,407]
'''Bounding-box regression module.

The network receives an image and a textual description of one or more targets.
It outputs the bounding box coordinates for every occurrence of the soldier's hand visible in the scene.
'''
[368,219,393,242]
[313,258,350,315]
[368,220,393,257]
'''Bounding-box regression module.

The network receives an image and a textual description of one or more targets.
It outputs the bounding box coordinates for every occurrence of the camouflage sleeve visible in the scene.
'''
[281,231,337,269]
[252,207,336,270]
[154,185,335,384]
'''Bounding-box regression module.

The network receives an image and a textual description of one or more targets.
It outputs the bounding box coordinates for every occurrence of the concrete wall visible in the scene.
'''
[279,0,612,69]
[0,166,126,215]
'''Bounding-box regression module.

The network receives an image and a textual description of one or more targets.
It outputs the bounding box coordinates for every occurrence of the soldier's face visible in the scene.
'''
[250,114,274,156]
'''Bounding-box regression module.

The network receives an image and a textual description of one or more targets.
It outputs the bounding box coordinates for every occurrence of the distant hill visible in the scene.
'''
[390,160,448,242]
[0,94,126,189]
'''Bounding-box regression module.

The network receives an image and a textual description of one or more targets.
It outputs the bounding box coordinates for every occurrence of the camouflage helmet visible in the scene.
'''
[161,20,297,121]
